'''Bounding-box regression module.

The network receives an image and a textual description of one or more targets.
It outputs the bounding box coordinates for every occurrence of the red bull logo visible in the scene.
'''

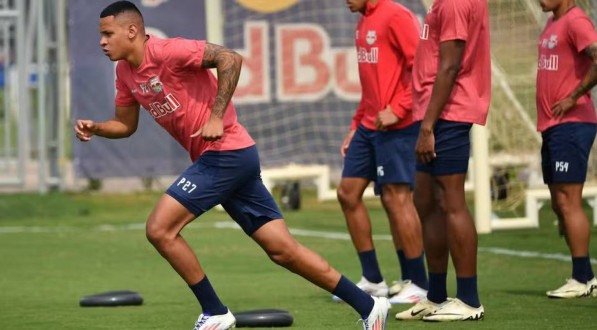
[234,21,361,104]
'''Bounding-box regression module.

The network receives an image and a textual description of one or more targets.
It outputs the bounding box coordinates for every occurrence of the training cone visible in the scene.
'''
[79,290,143,307]
[233,309,293,327]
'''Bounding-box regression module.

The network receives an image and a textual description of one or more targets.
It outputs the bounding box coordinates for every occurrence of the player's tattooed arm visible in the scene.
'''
[201,42,243,119]
[553,42,597,118]
[570,42,597,100]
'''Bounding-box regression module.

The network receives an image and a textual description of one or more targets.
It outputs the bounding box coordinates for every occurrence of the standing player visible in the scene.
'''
[338,0,428,304]
[395,0,490,321]
[74,2,391,329]
[537,0,597,298]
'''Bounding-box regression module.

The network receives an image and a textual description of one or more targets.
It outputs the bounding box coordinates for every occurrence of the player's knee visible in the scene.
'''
[381,187,410,208]
[267,242,300,267]
[551,193,578,215]
[550,202,562,217]
[554,200,574,216]
[337,186,360,209]
[145,221,168,246]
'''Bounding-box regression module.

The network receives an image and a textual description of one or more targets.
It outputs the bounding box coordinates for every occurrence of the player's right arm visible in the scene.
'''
[74,103,140,141]
[416,39,465,164]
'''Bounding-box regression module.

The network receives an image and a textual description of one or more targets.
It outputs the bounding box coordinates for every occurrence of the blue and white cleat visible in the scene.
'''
[193,309,236,330]
[361,296,391,330]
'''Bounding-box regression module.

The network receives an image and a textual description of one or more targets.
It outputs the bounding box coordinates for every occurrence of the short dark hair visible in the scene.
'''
[100,1,143,20]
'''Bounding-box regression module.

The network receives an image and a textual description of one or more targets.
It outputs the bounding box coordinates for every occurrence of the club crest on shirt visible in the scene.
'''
[547,34,558,49]
[149,76,163,93]
[366,30,377,45]
[541,34,558,49]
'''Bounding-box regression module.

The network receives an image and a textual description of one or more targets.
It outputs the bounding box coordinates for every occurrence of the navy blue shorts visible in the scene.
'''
[416,119,472,176]
[342,123,418,190]
[166,146,283,236]
[541,122,597,184]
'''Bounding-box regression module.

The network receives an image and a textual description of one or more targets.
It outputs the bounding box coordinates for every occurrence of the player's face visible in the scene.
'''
[538,0,564,12]
[346,0,367,13]
[99,16,130,61]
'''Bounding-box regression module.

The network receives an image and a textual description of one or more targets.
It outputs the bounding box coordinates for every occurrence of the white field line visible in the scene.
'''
[1,221,595,265]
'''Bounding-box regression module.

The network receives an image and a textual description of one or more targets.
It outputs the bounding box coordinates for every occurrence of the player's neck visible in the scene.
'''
[553,1,575,20]
[127,35,149,68]
[361,0,379,14]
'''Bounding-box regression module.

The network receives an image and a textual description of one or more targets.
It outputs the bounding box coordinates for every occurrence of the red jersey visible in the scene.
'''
[412,0,491,125]
[536,7,597,132]
[115,36,255,162]
[351,0,420,131]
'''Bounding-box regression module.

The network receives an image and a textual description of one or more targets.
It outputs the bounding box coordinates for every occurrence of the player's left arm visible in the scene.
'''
[377,11,420,129]
[552,42,597,118]
[190,43,243,141]
[201,43,242,117]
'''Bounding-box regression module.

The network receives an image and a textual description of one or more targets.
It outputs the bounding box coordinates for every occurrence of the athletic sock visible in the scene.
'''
[404,254,428,290]
[427,272,447,304]
[189,276,228,315]
[358,249,384,283]
[456,276,481,308]
[572,256,593,283]
[397,250,408,280]
[333,275,375,319]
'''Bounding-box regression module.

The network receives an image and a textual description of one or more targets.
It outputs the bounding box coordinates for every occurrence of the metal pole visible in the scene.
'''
[2,20,10,161]
[37,0,47,193]
[16,0,27,186]
[55,0,67,190]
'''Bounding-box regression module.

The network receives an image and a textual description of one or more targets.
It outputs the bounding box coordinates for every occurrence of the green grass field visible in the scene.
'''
[1,191,596,329]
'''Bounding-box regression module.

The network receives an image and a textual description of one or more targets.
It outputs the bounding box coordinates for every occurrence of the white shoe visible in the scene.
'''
[193,309,236,330]
[332,277,388,302]
[388,279,407,296]
[547,278,597,298]
[360,296,391,330]
[588,277,597,297]
[422,298,484,322]
[388,280,427,304]
[395,298,443,320]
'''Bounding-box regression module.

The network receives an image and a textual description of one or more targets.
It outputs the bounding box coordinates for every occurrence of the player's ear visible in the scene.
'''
[127,23,138,40]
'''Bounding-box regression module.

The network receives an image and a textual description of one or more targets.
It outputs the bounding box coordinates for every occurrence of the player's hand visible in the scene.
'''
[551,97,576,119]
[340,129,356,157]
[191,116,224,141]
[74,119,97,142]
[415,126,436,164]
[375,106,399,130]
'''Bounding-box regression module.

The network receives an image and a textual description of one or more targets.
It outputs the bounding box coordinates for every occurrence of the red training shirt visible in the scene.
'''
[351,0,420,131]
